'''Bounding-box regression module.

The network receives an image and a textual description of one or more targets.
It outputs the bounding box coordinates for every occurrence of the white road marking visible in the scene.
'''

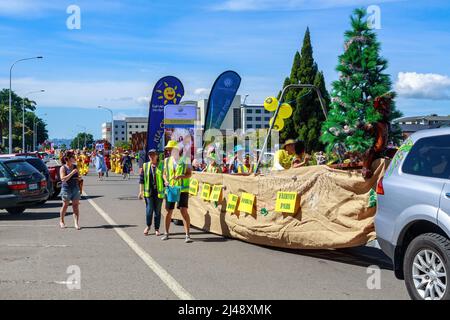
[84,192,194,300]
[0,224,55,228]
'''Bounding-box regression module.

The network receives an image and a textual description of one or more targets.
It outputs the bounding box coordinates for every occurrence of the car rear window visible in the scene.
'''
[26,158,48,172]
[402,134,450,179]
[4,161,38,177]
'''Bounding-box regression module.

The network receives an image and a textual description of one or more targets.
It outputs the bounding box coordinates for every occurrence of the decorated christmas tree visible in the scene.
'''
[321,9,402,157]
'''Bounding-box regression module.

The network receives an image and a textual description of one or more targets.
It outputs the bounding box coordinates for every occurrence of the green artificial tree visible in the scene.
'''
[321,8,402,156]
[279,28,330,152]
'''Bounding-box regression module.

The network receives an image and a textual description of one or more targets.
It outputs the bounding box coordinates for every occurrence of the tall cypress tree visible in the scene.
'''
[321,9,403,154]
[279,28,330,152]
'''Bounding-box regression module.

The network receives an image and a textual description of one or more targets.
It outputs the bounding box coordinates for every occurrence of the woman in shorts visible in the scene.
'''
[59,151,82,230]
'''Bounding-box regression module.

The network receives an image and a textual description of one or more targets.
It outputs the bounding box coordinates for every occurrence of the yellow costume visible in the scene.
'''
[76,155,84,174]
[115,154,122,174]
[272,150,294,170]
[110,154,116,172]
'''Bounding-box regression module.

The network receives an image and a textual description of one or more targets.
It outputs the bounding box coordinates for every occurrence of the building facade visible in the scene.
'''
[393,115,450,138]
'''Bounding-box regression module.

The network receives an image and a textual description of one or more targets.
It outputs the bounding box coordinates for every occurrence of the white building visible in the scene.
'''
[101,122,112,142]
[241,104,272,131]
[113,120,127,142]
[102,118,144,143]
[195,95,270,132]
[125,117,148,141]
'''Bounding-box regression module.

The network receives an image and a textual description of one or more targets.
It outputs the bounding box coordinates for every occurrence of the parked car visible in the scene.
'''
[375,127,450,300]
[0,154,53,201]
[46,159,62,198]
[0,158,49,214]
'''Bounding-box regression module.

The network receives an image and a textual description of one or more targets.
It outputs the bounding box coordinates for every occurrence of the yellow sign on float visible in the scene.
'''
[210,185,223,202]
[189,179,199,196]
[201,184,211,200]
[238,193,256,214]
[226,194,239,213]
[275,191,300,214]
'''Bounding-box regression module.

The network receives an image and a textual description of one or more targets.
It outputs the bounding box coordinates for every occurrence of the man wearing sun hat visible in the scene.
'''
[162,140,193,243]
[272,139,297,170]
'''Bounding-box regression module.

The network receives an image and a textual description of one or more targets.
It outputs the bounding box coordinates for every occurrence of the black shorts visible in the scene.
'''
[166,192,189,210]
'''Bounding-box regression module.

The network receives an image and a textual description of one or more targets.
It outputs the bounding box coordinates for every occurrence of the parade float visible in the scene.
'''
[165,9,401,249]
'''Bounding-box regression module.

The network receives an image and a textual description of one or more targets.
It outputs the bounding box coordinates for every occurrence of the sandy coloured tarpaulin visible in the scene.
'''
[173,159,388,249]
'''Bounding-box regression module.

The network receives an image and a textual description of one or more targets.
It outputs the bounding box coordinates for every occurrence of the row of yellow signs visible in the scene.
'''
[189,178,300,215]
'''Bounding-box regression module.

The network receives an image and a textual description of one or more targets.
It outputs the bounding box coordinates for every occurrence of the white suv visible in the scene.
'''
[375,128,450,300]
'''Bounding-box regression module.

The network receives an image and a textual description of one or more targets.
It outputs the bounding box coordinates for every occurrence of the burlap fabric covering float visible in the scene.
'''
[173,159,388,249]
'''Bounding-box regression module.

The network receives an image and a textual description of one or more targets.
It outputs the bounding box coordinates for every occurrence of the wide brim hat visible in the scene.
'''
[282,139,296,149]
[165,140,179,150]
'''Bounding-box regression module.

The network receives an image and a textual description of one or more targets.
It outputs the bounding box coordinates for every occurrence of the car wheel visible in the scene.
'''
[6,207,26,215]
[404,233,450,300]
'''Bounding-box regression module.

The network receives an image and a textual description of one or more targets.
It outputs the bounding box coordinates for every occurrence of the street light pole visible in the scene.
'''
[8,56,43,153]
[22,90,45,152]
[98,106,114,148]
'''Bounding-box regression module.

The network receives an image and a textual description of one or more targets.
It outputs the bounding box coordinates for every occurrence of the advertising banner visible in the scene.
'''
[146,76,185,153]
[203,71,241,137]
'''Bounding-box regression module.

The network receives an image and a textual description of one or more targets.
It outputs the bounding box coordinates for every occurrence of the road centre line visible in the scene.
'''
[83,192,194,300]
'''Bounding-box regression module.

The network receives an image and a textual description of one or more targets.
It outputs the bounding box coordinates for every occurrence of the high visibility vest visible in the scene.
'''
[207,164,220,173]
[164,156,190,193]
[143,161,164,199]
[237,164,252,174]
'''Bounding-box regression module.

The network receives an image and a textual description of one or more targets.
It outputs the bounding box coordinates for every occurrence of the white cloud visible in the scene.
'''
[135,96,150,106]
[193,88,210,97]
[395,72,450,100]
[0,0,59,17]
[213,0,401,11]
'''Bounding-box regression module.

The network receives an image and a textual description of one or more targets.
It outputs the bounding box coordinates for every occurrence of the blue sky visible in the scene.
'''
[1,0,449,139]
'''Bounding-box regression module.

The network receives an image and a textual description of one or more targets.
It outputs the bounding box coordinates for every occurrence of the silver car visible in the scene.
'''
[375,127,450,300]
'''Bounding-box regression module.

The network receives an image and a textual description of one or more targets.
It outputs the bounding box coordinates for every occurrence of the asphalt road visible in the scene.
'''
[0,169,409,300]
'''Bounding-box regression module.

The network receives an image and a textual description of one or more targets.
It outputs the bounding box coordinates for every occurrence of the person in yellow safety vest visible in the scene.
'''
[138,149,164,237]
[272,139,296,170]
[204,153,221,173]
[162,140,193,243]
[235,153,255,176]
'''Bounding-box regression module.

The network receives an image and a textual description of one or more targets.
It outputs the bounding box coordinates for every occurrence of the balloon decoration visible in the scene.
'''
[264,97,278,112]
[269,117,285,131]
[278,103,293,119]
[264,97,294,132]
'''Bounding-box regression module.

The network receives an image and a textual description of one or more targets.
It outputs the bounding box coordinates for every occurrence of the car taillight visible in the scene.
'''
[376,177,385,195]
[49,167,57,180]
[40,178,47,188]
[7,181,27,190]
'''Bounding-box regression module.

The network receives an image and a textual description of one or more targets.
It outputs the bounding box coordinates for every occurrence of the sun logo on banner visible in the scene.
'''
[156,82,182,104]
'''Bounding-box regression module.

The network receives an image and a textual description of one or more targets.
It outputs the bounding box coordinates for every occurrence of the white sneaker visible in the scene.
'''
[185,235,193,243]
[161,234,169,241]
